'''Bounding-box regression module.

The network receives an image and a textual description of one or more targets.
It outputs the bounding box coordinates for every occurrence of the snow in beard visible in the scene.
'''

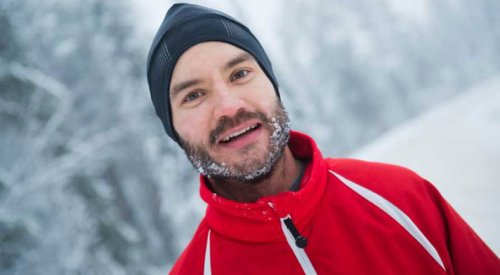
[241,111,290,181]
[184,104,290,183]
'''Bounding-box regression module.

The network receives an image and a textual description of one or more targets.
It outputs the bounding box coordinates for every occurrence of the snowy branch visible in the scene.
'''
[6,62,73,181]
[8,127,124,201]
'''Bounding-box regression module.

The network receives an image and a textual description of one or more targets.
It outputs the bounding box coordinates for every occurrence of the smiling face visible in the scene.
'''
[170,42,290,183]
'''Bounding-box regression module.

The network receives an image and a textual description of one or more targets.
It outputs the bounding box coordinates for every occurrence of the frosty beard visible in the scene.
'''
[179,101,290,185]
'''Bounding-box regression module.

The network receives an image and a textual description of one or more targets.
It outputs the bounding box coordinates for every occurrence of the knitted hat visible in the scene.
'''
[147,3,280,144]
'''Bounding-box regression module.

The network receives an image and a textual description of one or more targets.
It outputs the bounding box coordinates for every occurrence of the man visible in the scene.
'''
[147,3,500,274]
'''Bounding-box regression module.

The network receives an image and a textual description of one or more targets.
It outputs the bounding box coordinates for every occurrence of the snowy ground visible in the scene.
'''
[353,76,500,255]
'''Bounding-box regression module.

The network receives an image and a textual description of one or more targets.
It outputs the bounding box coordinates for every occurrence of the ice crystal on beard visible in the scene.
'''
[270,112,290,147]
[240,110,290,182]
[182,102,290,183]
[190,156,230,178]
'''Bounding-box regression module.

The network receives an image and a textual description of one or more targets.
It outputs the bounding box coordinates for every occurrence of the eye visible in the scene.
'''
[231,69,250,81]
[183,90,204,103]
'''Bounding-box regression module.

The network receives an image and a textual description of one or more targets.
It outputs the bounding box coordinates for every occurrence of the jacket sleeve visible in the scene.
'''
[424,180,500,274]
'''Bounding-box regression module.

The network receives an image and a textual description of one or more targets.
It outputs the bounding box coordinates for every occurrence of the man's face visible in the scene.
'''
[170,42,290,183]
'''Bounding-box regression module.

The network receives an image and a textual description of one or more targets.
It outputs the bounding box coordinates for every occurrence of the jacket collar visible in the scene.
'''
[199,131,328,242]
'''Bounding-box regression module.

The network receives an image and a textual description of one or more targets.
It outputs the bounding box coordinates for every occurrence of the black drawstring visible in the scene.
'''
[283,217,308,248]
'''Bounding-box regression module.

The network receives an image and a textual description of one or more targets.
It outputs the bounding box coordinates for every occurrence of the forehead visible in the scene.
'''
[173,42,251,75]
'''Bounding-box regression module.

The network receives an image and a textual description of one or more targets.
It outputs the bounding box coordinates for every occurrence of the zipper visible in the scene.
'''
[283,216,308,248]
[280,215,318,275]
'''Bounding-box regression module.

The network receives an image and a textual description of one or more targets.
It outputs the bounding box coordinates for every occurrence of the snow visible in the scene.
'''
[353,75,500,255]
[384,0,431,25]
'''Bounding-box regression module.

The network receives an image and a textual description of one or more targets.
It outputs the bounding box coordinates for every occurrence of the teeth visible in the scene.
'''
[221,124,257,143]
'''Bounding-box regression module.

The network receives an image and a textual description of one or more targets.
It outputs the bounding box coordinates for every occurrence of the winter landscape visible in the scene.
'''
[1,0,499,274]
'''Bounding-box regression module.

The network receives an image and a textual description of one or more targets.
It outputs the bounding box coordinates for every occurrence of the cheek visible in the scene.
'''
[249,84,278,111]
[173,107,213,144]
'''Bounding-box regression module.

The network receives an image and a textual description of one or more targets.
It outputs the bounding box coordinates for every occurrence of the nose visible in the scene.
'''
[212,82,246,120]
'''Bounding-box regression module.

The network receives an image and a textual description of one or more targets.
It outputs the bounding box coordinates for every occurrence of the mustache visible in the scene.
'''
[209,109,269,145]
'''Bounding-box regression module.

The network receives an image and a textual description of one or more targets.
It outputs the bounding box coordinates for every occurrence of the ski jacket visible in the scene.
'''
[170,131,500,274]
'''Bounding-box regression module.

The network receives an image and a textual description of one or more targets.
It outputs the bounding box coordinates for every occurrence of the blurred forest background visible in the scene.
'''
[1,0,499,274]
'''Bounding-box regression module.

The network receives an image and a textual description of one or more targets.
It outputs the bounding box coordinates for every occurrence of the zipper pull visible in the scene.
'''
[283,216,308,248]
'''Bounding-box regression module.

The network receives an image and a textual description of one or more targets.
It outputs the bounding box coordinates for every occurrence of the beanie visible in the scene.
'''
[146,3,280,144]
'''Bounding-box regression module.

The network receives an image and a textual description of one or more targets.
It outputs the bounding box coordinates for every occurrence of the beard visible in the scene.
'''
[179,100,290,184]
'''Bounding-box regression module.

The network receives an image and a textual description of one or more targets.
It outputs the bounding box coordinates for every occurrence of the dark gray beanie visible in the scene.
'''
[146,3,280,144]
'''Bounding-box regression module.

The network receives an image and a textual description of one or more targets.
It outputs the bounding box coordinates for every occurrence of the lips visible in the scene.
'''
[220,123,259,143]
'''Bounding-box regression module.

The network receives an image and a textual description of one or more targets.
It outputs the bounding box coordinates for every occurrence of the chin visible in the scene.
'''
[218,143,285,185]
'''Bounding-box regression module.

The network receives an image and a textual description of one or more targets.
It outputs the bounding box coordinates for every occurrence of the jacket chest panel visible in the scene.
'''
[301,180,448,274]
[209,235,305,275]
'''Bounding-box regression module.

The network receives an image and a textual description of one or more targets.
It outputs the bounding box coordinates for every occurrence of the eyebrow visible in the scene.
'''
[170,52,255,98]
[171,78,202,99]
[224,52,254,72]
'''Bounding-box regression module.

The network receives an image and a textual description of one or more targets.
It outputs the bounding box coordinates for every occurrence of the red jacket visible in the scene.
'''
[170,131,499,274]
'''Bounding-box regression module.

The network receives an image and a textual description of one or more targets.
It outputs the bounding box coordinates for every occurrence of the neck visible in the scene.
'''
[207,146,300,202]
